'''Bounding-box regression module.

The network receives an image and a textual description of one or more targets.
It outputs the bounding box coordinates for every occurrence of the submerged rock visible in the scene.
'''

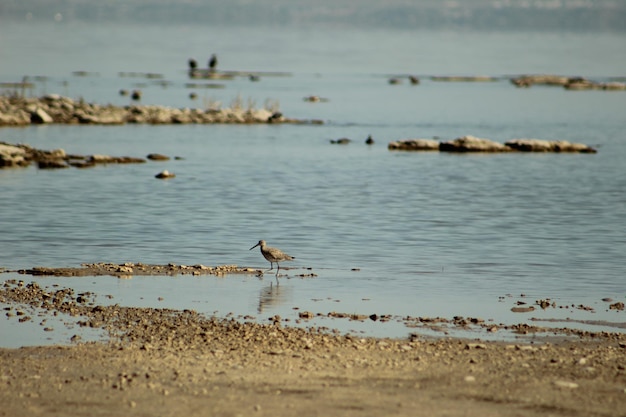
[330,138,351,145]
[147,153,170,161]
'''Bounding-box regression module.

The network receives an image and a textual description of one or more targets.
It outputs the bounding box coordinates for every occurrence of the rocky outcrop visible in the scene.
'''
[0,141,147,169]
[511,75,626,91]
[439,135,512,152]
[0,94,316,127]
[0,143,29,167]
[511,74,571,87]
[388,136,597,154]
[388,139,440,151]
[505,139,597,153]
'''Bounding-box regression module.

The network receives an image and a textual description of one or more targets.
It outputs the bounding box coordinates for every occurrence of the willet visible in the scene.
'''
[249,240,294,276]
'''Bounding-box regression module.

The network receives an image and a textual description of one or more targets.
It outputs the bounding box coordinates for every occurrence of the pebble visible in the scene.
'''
[464,376,476,383]
[554,380,578,389]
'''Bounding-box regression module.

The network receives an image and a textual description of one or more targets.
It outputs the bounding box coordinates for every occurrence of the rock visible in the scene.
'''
[440,135,511,152]
[554,380,578,389]
[564,80,596,90]
[37,159,68,169]
[505,139,597,153]
[609,302,625,311]
[267,112,283,123]
[155,170,175,179]
[601,82,626,91]
[388,139,439,151]
[0,94,309,126]
[0,143,29,167]
[131,90,142,101]
[89,155,145,164]
[431,76,498,82]
[466,343,487,349]
[511,74,571,87]
[147,153,170,161]
[511,306,535,313]
[31,107,54,124]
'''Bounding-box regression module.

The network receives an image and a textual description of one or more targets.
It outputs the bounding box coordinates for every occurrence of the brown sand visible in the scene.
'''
[1,275,626,417]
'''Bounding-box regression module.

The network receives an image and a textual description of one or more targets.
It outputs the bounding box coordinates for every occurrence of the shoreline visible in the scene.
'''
[1,275,626,416]
[3,265,625,346]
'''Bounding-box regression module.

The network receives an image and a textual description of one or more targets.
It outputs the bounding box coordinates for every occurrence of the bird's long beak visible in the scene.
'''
[249,242,260,250]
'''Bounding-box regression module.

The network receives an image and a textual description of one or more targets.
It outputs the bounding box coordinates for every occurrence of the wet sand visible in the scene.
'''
[1,272,626,417]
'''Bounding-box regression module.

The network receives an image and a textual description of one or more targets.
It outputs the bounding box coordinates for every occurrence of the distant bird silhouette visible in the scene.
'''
[250,240,294,276]
[209,54,218,71]
[188,58,197,70]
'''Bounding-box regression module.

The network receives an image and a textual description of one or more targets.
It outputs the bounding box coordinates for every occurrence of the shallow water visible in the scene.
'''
[1,22,626,346]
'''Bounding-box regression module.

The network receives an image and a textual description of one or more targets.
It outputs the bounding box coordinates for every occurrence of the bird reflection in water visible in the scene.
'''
[257,283,292,314]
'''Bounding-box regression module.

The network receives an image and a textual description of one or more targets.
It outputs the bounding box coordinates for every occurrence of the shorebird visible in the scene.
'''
[249,240,294,276]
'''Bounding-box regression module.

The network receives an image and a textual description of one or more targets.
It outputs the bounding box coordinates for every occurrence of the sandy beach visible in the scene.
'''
[1,276,625,417]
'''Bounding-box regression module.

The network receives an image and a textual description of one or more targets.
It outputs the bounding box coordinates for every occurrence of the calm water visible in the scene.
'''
[1,22,626,346]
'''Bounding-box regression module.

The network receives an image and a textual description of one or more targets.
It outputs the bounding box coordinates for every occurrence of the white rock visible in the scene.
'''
[554,380,578,389]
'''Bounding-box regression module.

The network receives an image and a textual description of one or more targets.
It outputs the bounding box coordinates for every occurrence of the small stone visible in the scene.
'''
[464,376,476,383]
[554,380,578,389]
[466,343,486,350]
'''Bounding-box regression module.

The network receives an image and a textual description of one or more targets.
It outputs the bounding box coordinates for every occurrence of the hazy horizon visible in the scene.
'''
[1,0,625,32]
